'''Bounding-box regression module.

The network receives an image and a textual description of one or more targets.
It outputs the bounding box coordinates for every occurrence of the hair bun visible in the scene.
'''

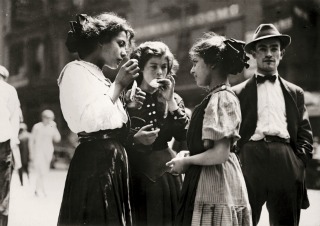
[65,30,79,53]
[65,15,88,53]
[223,39,250,75]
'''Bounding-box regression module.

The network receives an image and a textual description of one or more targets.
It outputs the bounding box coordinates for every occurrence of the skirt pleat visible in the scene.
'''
[191,204,251,226]
[191,153,252,226]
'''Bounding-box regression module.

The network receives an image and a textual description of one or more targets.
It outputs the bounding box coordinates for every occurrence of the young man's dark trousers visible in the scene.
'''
[240,140,305,226]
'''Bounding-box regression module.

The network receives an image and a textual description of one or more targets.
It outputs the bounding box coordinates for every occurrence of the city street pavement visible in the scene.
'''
[8,169,67,226]
[6,169,320,226]
[258,190,320,226]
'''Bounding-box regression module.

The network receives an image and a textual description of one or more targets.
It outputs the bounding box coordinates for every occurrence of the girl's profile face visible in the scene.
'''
[141,55,169,87]
[190,55,212,88]
[99,31,128,69]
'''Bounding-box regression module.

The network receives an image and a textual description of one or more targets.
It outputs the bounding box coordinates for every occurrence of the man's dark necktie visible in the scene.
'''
[256,75,277,84]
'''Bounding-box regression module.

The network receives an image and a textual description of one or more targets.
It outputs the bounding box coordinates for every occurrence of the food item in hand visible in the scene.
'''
[149,78,171,89]
[130,80,137,101]
[149,79,160,88]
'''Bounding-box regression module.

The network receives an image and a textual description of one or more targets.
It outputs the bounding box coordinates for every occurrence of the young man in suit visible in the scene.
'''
[232,24,313,226]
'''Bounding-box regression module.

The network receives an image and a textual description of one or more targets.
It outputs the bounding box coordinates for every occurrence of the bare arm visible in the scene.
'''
[187,138,230,165]
[111,59,139,103]
[166,138,231,174]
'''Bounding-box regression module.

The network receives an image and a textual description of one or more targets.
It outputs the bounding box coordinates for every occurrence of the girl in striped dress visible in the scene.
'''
[166,32,252,226]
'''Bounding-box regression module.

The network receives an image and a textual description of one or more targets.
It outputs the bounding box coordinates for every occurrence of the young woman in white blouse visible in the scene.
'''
[57,13,144,226]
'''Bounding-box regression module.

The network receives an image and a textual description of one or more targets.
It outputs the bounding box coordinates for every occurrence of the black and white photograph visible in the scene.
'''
[0,0,320,225]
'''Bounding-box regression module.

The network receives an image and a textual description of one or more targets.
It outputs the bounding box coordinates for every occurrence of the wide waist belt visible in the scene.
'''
[257,135,290,144]
[77,128,123,143]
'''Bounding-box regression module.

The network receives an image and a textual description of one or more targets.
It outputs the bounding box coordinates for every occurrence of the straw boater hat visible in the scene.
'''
[244,23,291,54]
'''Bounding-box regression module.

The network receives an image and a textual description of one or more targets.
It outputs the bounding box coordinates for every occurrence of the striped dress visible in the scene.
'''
[175,86,252,226]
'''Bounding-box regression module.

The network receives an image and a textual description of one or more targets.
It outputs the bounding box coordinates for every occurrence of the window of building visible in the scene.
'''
[147,0,163,18]
[9,42,24,76]
[26,38,44,80]
[11,0,45,28]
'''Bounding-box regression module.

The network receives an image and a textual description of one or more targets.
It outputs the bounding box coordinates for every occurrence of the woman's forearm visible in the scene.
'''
[185,139,230,166]
[110,83,124,103]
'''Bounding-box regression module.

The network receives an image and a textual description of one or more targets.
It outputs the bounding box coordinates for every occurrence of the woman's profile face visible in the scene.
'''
[99,31,128,69]
[141,55,168,87]
[190,55,212,88]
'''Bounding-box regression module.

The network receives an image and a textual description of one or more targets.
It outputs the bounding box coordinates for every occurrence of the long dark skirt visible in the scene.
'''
[58,138,132,226]
[130,170,182,226]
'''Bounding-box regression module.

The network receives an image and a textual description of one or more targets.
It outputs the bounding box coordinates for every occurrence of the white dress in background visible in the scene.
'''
[30,122,61,176]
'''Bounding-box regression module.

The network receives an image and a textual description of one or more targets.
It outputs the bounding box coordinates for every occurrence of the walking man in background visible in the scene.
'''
[233,24,313,226]
[0,65,21,226]
[18,123,31,186]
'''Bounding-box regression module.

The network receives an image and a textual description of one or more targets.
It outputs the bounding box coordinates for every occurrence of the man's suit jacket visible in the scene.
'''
[232,75,313,165]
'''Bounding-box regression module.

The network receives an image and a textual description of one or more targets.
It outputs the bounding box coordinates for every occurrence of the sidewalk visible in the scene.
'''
[8,169,67,226]
[258,189,320,226]
[7,169,320,226]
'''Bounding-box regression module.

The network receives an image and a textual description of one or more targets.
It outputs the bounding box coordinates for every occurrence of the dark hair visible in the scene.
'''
[130,41,179,84]
[66,12,135,58]
[189,32,249,75]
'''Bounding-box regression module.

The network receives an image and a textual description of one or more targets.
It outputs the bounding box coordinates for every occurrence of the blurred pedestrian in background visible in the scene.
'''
[18,123,31,186]
[232,24,313,226]
[312,136,320,160]
[126,41,189,226]
[0,65,21,226]
[57,13,144,226]
[29,109,61,197]
[167,33,251,226]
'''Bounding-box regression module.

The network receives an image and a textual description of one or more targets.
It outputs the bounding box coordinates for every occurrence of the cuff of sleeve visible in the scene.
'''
[202,128,241,142]
[202,127,224,140]
[168,101,179,112]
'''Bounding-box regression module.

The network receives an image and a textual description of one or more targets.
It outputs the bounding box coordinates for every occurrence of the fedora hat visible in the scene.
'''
[244,24,291,53]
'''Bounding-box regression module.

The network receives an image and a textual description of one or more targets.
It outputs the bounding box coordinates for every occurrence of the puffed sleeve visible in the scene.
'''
[202,91,241,143]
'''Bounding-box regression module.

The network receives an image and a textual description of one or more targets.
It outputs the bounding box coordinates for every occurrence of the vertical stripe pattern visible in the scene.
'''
[191,153,252,226]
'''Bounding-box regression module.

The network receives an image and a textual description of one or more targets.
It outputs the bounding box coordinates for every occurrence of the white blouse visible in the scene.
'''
[58,60,128,134]
[0,80,21,146]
